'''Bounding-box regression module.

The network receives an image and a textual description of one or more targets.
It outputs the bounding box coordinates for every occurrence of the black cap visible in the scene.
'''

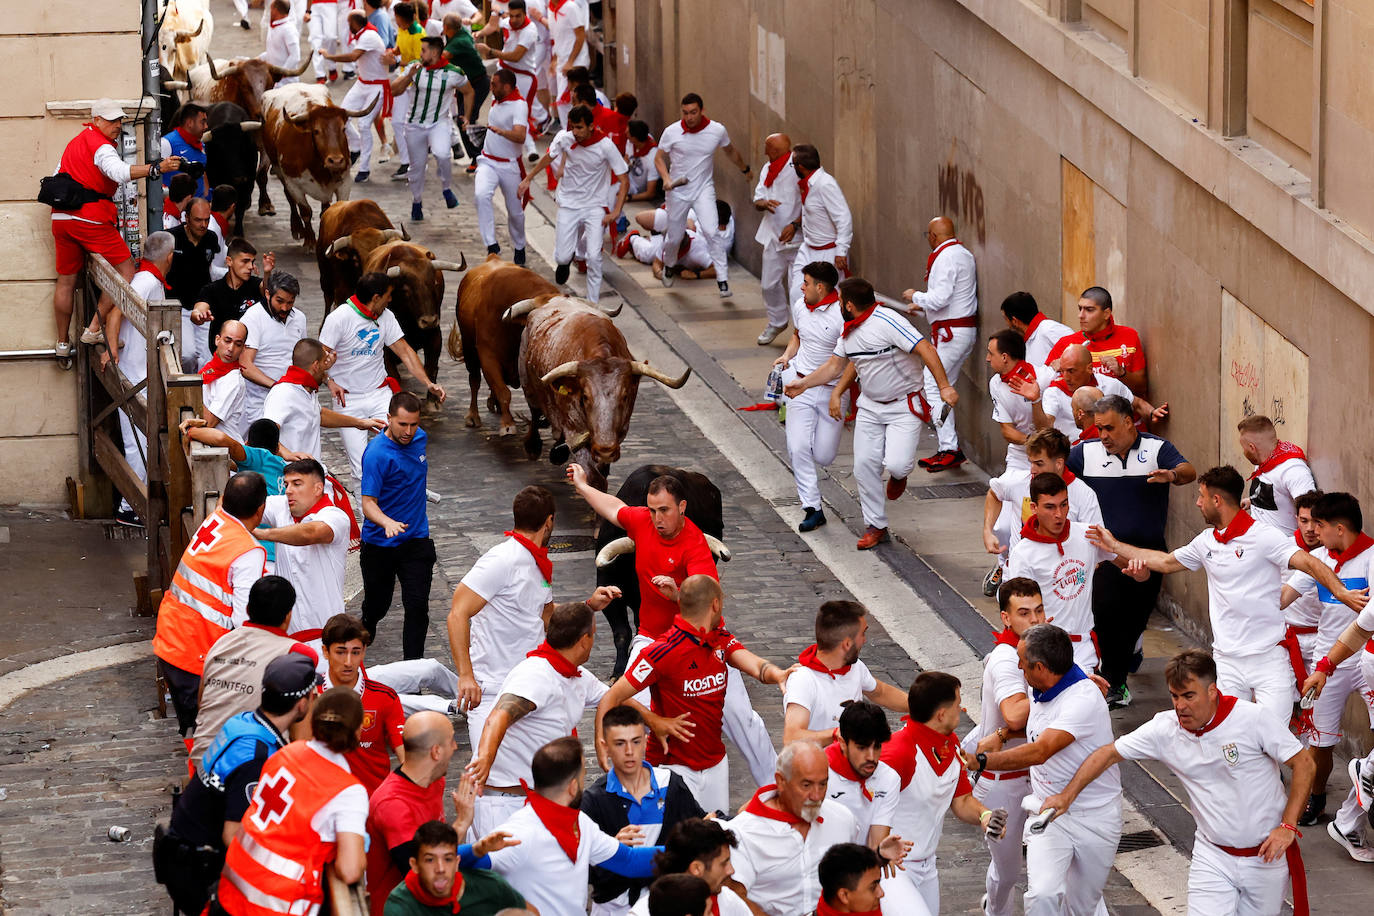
[262,651,323,700]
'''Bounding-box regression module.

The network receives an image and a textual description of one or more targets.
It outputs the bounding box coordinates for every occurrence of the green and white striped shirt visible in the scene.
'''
[405,63,469,127]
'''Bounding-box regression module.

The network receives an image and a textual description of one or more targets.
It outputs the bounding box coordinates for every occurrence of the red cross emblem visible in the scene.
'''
[249,768,297,831]
[190,517,222,554]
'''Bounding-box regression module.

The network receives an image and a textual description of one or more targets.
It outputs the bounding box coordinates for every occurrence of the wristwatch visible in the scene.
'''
[147,163,161,180]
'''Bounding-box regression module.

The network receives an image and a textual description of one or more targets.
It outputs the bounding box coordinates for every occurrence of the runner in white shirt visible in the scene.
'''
[475,0,540,156]
[200,319,249,442]
[773,262,844,532]
[239,272,308,421]
[390,37,472,220]
[1043,650,1314,916]
[785,146,853,305]
[545,0,588,123]
[985,329,1056,474]
[474,71,530,263]
[901,218,977,472]
[317,272,446,481]
[254,459,352,643]
[971,624,1121,916]
[1282,491,1326,687]
[785,279,957,550]
[1019,343,1165,441]
[1090,466,1364,723]
[1000,291,1073,367]
[521,107,628,302]
[324,11,396,180]
[261,0,303,83]
[781,600,908,745]
[626,819,751,916]
[654,93,752,297]
[1237,415,1318,534]
[261,337,383,462]
[752,134,801,344]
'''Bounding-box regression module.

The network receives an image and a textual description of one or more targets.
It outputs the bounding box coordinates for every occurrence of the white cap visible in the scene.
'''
[91,99,128,121]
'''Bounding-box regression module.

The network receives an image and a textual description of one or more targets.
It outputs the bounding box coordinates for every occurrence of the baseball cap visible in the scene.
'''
[262,652,323,700]
[91,99,128,121]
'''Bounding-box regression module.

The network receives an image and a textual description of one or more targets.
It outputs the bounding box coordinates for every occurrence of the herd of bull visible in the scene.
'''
[155,0,695,494]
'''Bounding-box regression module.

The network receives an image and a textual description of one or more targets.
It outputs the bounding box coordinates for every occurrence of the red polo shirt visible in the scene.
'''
[616,506,718,639]
[1044,319,1146,377]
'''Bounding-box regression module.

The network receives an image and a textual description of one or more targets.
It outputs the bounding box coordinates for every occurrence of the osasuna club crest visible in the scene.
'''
[1222,743,1239,766]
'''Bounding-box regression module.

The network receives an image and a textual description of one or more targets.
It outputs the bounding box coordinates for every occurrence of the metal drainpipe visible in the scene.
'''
[143,0,164,234]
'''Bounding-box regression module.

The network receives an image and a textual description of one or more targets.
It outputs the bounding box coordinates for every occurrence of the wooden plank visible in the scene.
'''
[190,444,231,531]
[1060,158,1096,324]
[146,301,178,590]
[92,427,149,521]
[90,359,149,434]
[88,255,150,341]
[46,98,160,120]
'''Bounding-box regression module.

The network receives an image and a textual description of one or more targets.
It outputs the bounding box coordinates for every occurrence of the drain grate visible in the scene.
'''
[1116,830,1164,853]
[910,482,987,500]
[547,535,598,554]
[104,524,145,541]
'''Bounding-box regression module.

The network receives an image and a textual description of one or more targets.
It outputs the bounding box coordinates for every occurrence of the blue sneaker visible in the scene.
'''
[354,170,370,183]
[443,189,459,209]
[615,214,629,235]
[411,202,424,222]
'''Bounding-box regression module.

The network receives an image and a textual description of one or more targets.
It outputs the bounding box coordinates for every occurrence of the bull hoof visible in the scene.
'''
[535,414,550,429]
[525,438,543,459]
[549,442,571,465]
[486,395,500,414]
[464,412,481,428]
[498,423,517,436]
[258,202,276,216]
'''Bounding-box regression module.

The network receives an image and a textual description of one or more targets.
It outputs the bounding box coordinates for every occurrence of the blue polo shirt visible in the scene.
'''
[361,428,429,547]
[604,764,669,840]
[1068,432,1188,550]
[237,445,285,562]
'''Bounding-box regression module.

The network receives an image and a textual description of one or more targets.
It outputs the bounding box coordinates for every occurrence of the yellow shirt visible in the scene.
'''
[396,23,425,65]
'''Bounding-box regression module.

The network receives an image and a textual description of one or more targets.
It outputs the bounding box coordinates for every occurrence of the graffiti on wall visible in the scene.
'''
[936,151,986,245]
[1219,290,1308,472]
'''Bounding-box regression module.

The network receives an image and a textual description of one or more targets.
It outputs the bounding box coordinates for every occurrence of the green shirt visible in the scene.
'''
[443,32,486,83]
[383,868,526,916]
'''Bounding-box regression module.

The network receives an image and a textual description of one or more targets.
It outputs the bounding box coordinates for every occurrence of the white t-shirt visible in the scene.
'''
[833,306,926,405]
[885,722,973,861]
[782,662,877,733]
[261,495,351,634]
[1115,698,1301,847]
[796,168,853,256]
[729,791,856,916]
[788,296,844,379]
[1247,457,1318,535]
[657,119,730,199]
[499,18,538,73]
[1287,541,1374,667]
[1026,315,1074,366]
[827,759,901,842]
[461,537,554,690]
[1006,521,1111,638]
[1041,372,1132,441]
[990,470,1102,553]
[629,888,751,916]
[263,17,302,74]
[487,805,621,916]
[203,367,247,442]
[483,94,530,162]
[301,741,370,839]
[1172,516,1300,655]
[484,655,608,787]
[261,381,321,459]
[241,303,309,391]
[547,130,627,210]
[990,362,1056,472]
[318,303,405,393]
[348,26,389,81]
[547,0,589,69]
[975,642,1029,762]
[1027,675,1120,810]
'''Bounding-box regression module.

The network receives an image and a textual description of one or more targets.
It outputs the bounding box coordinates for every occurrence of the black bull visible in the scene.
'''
[593,464,725,677]
[204,102,259,238]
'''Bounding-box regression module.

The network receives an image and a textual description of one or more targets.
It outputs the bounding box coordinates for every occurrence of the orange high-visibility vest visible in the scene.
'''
[219,741,362,915]
[152,508,265,676]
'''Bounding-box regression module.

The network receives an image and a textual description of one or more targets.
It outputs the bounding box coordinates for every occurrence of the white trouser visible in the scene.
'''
[1071,634,1099,673]
[590,897,630,916]
[179,310,212,373]
[342,81,385,172]
[471,790,525,842]
[1215,645,1296,725]
[475,158,527,251]
[466,690,497,753]
[895,855,940,915]
[232,0,248,18]
[1187,835,1288,916]
[333,384,391,481]
[118,398,149,486]
[555,205,607,300]
[393,89,413,165]
[405,121,455,201]
[1024,801,1120,916]
[992,501,1019,570]
[1362,649,1374,718]
[922,325,976,452]
[665,759,729,813]
[630,234,710,271]
[366,658,460,716]
[788,244,844,305]
[974,773,1031,916]
[1310,659,1369,747]
[663,183,727,281]
[1334,745,1374,834]
[336,4,354,69]
[878,870,931,916]
[853,397,923,530]
[760,243,798,328]
[783,381,842,509]
[308,5,341,78]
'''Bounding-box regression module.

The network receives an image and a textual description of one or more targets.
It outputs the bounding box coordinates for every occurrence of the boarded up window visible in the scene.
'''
[1219,290,1309,471]
[1060,159,1127,325]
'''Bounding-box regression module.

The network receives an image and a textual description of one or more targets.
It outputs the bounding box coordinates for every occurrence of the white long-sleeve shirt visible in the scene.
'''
[909,239,977,320]
[261,17,301,78]
[798,167,852,256]
[752,154,801,249]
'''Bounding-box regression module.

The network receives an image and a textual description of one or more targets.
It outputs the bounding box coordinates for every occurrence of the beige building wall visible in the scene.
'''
[1,2,143,505]
[626,0,1374,648]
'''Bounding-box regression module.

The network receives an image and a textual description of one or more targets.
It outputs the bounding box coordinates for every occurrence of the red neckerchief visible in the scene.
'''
[526,641,581,679]
[243,622,288,637]
[347,294,381,321]
[270,15,290,28]
[799,171,812,204]
[548,0,571,16]
[293,491,337,522]
[1000,359,1038,387]
[505,530,552,584]
[1023,312,1046,341]
[425,58,455,71]
[841,305,876,338]
[631,138,656,158]
[200,354,239,385]
[403,869,461,912]
[1331,533,1374,574]
[993,627,1020,648]
[825,740,873,801]
[176,126,204,152]
[807,289,839,313]
[1020,516,1069,555]
[680,116,712,135]
[1295,530,1310,550]
[1062,469,1077,484]
[1250,441,1308,479]
[162,197,182,221]
[575,128,608,148]
[672,614,735,652]
[1073,425,1098,445]
[1082,318,1117,343]
[1212,509,1256,545]
[818,895,880,916]
[211,211,229,237]
[520,783,581,862]
[1188,694,1238,736]
[743,785,810,827]
[709,897,721,916]
[323,474,362,549]
[138,261,171,291]
[276,365,320,391]
[925,238,959,282]
[495,89,525,105]
[762,153,790,188]
[798,644,851,678]
[348,22,379,43]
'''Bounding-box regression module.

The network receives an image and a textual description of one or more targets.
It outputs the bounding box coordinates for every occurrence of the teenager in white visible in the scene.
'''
[239,272,308,421]
[200,320,249,442]
[1045,650,1314,916]
[323,11,395,180]
[475,0,540,157]
[785,145,853,306]
[785,278,957,550]
[654,92,752,297]
[752,133,801,344]
[474,70,530,263]
[985,329,1057,473]
[1237,414,1318,534]
[390,37,471,220]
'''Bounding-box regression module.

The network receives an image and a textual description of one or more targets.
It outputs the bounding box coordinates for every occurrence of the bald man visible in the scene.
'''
[201,319,249,441]
[752,132,801,345]
[902,217,978,473]
[1014,343,1163,442]
[1070,386,1103,445]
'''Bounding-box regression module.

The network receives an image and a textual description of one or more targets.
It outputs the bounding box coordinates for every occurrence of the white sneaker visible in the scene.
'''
[1351,758,1374,811]
[756,324,787,346]
[79,327,105,345]
[1327,820,1374,862]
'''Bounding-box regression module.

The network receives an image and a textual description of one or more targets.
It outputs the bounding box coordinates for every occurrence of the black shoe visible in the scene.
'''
[114,506,143,527]
[487,243,501,256]
[1129,648,1145,674]
[354,170,370,183]
[1105,685,1132,709]
[350,150,360,164]
[555,263,571,285]
[513,248,526,266]
[798,507,826,533]
[239,17,250,29]
[1298,793,1327,827]
[391,163,409,180]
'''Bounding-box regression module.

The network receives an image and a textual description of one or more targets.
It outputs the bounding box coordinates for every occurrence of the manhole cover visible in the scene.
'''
[1117,830,1164,853]
[910,482,986,500]
[547,535,598,554]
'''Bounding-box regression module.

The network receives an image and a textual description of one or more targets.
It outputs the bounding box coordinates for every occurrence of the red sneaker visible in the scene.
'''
[886,476,907,500]
[856,527,890,550]
[614,232,635,259]
[316,77,327,85]
[923,449,966,473]
[575,258,588,274]
[328,70,339,83]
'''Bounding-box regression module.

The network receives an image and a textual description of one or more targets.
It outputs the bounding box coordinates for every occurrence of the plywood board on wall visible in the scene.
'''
[1061,158,1128,324]
[1219,289,1310,471]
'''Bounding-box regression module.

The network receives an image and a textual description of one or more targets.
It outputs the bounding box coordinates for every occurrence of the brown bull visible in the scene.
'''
[503,296,689,490]
[317,200,408,309]
[158,1,212,85]
[361,241,466,410]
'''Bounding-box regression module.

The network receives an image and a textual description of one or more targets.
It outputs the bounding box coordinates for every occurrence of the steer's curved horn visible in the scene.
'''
[595,536,636,569]
[286,107,311,125]
[629,361,691,389]
[161,79,189,90]
[601,302,623,318]
[386,266,402,278]
[540,361,581,385]
[430,255,467,272]
[239,120,262,132]
[207,57,242,81]
[379,228,406,243]
[343,95,379,119]
[566,432,590,452]
[501,297,541,322]
[325,235,354,256]
[703,534,732,563]
[173,18,205,41]
[268,50,313,79]
[200,129,213,142]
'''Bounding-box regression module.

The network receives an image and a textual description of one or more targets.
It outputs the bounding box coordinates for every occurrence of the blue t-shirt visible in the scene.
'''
[237,445,286,562]
[361,428,429,546]
[1067,432,1188,550]
[370,9,398,47]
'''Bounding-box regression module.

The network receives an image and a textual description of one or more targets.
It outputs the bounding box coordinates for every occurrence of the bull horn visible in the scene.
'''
[207,57,242,81]
[601,302,623,318]
[239,120,263,132]
[430,256,467,272]
[200,129,213,142]
[286,108,311,125]
[386,266,402,278]
[161,79,189,90]
[595,536,636,569]
[630,361,691,389]
[343,95,379,119]
[173,18,204,41]
[567,432,590,451]
[501,297,541,322]
[268,49,313,79]
[540,361,581,384]
[704,534,732,563]
[379,228,406,243]
[325,236,353,256]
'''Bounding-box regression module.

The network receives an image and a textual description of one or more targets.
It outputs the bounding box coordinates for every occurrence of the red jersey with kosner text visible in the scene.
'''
[625,618,743,770]
[616,506,718,638]
[321,668,405,795]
